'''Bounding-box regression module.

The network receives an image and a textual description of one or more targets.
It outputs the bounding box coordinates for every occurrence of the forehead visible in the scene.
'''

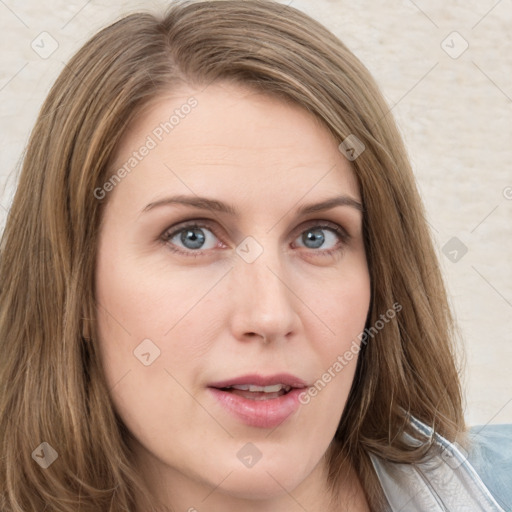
[107,81,360,211]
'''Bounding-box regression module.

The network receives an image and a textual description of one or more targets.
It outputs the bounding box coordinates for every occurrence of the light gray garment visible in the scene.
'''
[370,416,512,511]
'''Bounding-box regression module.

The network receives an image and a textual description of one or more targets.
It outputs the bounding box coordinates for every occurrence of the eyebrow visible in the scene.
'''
[141,194,363,216]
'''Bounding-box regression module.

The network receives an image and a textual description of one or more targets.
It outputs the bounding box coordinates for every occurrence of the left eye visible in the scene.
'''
[293,226,342,250]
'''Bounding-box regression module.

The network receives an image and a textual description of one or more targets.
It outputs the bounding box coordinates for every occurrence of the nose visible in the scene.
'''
[228,246,300,344]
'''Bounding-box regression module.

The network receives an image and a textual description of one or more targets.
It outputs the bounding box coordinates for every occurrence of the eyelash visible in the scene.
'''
[161,219,351,258]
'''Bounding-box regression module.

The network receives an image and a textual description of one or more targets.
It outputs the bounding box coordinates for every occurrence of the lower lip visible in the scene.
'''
[208,387,304,429]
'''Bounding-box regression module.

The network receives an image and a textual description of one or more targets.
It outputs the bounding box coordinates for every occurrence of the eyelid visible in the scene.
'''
[162,218,219,239]
[293,219,351,241]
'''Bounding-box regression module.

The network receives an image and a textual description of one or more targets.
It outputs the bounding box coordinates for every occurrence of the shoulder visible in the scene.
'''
[466,424,512,511]
[369,417,512,511]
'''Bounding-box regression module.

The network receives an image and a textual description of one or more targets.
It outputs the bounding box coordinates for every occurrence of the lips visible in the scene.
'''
[208,373,308,390]
[207,373,308,428]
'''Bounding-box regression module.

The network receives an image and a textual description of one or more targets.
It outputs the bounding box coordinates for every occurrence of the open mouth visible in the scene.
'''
[207,373,308,428]
[219,383,293,400]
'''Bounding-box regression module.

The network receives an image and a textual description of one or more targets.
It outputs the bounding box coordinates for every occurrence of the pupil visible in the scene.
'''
[181,228,205,249]
[303,229,324,248]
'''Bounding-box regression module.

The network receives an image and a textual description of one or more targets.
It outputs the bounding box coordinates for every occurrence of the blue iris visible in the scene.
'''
[302,229,325,249]
[180,228,206,249]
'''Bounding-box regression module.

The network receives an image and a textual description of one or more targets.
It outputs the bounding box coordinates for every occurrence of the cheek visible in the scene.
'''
[93,258,221,447]
[287,260,369,405]
[299,258,370,405]
[95,239,221,339]
[94,245,227,400]
[302,258,371,348]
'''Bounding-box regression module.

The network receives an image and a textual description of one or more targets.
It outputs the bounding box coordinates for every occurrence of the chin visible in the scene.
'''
[216,469,305,500]
[208,454,314,500]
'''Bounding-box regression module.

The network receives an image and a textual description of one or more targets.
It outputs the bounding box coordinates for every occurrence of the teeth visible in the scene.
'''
[228,384,292,393]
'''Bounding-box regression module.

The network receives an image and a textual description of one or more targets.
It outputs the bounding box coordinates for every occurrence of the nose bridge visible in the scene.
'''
[229,239,298,340]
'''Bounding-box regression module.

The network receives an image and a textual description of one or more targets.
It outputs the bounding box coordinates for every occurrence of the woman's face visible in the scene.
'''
[95,81,371,508]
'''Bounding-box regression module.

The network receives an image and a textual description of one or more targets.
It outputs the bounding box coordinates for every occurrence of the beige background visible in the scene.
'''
[1,0,511,426]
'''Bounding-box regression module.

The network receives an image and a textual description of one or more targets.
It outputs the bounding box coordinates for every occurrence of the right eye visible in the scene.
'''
[162,221,224,255]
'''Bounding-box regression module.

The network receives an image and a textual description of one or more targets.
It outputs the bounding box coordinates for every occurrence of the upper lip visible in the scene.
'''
[208,373,308,389]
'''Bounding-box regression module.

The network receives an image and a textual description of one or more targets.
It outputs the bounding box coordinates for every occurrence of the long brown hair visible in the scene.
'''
[0,1,464,510]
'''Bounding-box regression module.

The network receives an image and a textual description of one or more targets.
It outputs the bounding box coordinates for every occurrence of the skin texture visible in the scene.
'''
[95,82,371,512]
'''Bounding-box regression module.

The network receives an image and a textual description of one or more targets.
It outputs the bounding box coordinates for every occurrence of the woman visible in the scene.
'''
[0,1,510,511]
